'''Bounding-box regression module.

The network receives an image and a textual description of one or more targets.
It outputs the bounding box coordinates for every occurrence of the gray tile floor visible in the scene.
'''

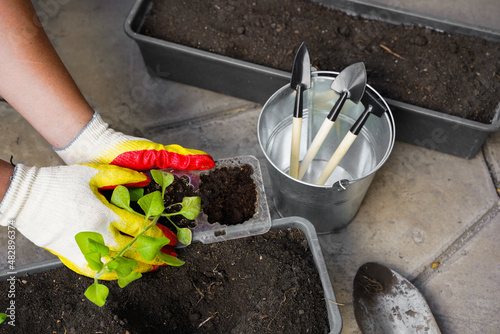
[0,1,499,333]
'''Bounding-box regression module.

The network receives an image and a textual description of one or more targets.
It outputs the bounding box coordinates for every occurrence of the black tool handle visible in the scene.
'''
[293,84,304,118]
[327,91,348,121]
[350,105,373,135]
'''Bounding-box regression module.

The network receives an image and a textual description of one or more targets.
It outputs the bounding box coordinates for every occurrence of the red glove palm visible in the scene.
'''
[55,112,215,171]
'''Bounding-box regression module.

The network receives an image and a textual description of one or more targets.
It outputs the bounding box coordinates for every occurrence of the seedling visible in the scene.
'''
[75,170,200,307]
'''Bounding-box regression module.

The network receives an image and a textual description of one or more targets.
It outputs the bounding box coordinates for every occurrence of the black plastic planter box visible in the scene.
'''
[124,0,500,159]
[0,217,343,334]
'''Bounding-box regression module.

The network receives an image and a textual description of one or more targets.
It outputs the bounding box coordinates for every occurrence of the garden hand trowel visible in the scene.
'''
[353,262,441,334]
[289,42,311,178]
[316,91,386,185]
[298,62,366,180]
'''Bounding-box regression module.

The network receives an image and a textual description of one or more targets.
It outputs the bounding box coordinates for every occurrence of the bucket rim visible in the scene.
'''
[257,70,396,189]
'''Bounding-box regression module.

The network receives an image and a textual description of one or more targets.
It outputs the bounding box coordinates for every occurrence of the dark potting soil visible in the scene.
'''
[199,164,257,226]
[141,0,500,124]
[143,174,199,228]
[0,228,330,334]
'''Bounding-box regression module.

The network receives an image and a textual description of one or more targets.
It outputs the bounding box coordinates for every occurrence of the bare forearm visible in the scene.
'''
[0,0,93,148]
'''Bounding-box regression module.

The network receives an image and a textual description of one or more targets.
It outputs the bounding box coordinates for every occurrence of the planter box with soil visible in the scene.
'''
[124,0,500,159]
[0,217,342,334]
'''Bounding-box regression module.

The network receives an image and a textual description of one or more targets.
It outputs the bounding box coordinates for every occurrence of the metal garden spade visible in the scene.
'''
[298,62,366,180]
[289,42,311,178]
[316,90,386,185]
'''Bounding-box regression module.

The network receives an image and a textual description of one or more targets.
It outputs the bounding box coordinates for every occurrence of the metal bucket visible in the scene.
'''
[257,71,395,233]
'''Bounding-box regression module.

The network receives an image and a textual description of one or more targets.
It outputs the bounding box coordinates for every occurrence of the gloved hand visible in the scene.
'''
[54,112,215,171]
[0,163,177,280]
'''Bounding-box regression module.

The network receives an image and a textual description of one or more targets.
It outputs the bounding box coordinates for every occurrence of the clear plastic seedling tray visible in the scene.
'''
[160,155,271,244]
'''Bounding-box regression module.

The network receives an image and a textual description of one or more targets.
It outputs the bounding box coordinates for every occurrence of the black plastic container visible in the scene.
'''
[124,0,500,159]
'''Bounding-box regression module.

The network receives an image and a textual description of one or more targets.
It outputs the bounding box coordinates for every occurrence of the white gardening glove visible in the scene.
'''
[54,112,215,171]
[0,163,177,279]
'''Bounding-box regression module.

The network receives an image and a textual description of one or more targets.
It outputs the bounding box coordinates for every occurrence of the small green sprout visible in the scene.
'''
[75,171,199,307]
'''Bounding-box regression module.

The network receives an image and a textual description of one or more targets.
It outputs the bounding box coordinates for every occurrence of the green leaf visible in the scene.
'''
[84,252,104,271]
[118,271,142,288]
[75,232,105,254]
[86,239,110,271]
[136,235,171,261]
[138,191,165,219]
[178,196,201,220]
[0,313,6,324]
[107,257,138,278]
[169,223,192,246]
[111,185,136,214]
[85,282,109,307]
[129,187,144,202]
[87,238,110,256]
[75,232,109,271]
[151,170,174,197]
[176,227,192,246]
[157,252,185,267]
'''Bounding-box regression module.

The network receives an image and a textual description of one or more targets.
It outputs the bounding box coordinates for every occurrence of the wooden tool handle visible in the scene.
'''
[316,131,358,185]
[290,116,302,178]
[298,118,335,179]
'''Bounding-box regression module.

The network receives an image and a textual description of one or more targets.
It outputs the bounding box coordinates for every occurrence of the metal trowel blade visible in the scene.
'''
[353,262,441,334]
[290,42,311,90]
[330,62,366,103]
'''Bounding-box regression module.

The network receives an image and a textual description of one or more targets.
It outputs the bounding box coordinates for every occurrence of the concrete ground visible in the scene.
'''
[0,1,499,333]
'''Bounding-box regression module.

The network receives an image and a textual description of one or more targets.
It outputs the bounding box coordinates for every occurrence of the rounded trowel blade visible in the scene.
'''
[353,262,441,334]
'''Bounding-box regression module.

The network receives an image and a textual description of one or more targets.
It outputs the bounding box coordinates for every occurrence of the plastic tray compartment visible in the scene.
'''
[124,0,500,159]
[174,155,272,244]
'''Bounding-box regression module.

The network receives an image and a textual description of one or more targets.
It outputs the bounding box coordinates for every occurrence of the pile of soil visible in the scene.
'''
[199,164,257,225]
[0,228,330,334]
[141,0,500,124]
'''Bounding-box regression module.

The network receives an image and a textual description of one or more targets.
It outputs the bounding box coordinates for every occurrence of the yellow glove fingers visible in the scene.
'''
[84,163,150,190]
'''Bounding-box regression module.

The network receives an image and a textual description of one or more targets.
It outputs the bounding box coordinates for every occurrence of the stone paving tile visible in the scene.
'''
[418,205,500,334]
[316,142,498,333]
[0,105,62,168]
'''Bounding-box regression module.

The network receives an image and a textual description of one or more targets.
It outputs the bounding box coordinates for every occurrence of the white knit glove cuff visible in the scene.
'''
[0,164,74,248]
[0,164,118,252]
[53,112,139,165]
